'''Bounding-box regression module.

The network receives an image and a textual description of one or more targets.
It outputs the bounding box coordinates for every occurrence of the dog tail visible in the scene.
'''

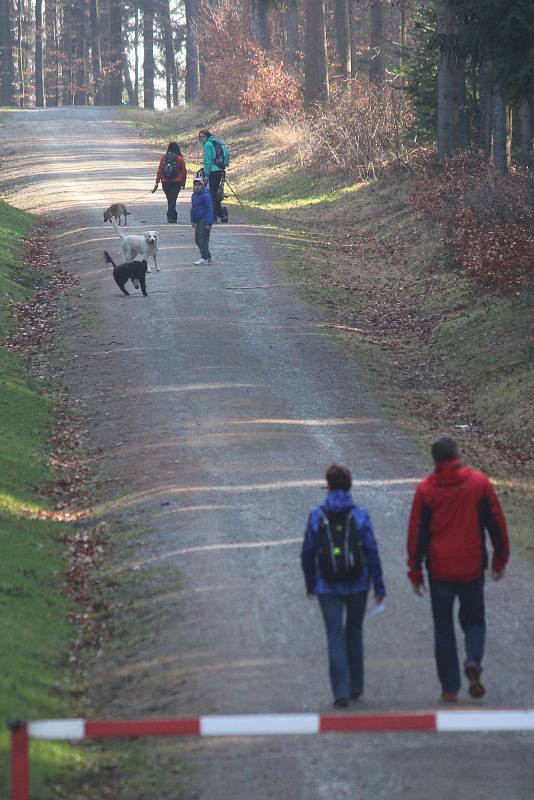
[111,218,125,240]
[104,250,116,269]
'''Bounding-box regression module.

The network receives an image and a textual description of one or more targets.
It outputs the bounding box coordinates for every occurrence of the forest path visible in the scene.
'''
[1,107,533,800]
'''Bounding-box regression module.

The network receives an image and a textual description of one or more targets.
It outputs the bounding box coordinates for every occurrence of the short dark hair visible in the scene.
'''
[198,129,212,139]
[431,436,459,464]
[325,463,352,491]
[167,141,181,155]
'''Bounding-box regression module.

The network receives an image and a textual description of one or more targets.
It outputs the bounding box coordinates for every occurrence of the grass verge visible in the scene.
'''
[0,200,81,797]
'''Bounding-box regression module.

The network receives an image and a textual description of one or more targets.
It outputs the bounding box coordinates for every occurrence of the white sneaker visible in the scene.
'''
[194,258,208,265]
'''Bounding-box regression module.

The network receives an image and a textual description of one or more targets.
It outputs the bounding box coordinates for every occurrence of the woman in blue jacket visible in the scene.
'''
[301,463,386,707]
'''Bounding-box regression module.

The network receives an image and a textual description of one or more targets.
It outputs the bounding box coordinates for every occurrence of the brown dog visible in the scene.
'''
[103,203,130,225]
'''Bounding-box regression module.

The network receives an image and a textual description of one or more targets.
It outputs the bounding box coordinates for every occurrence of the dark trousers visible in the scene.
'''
[162,182,181,222]
[429,576,486,693]
[194,221,211,260]
[318,592,368,701]
[208,171,223,220]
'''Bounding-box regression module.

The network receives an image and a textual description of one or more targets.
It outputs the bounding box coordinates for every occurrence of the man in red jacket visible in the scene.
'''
[407,436,509,702]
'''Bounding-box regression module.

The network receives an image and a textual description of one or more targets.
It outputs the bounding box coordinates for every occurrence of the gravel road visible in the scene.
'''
[1,107,533,799]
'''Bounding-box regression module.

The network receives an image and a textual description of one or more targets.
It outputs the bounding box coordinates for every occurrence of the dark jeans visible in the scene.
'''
[208,170,223,220]
[429,576,486,693]
[318,592,368,701]
[194,221,211,260]
[162,182,181,222]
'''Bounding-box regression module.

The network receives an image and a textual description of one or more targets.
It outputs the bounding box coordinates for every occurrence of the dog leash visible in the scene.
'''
[127,188,156,204]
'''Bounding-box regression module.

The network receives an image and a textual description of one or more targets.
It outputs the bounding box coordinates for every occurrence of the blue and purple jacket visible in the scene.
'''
[301,489,386,596]
[190,185,214,225]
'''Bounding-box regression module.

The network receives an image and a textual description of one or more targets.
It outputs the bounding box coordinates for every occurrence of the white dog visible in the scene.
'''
[111,219,160,272]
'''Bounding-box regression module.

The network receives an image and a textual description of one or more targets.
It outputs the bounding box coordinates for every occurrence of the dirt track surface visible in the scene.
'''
[1,108,533,799]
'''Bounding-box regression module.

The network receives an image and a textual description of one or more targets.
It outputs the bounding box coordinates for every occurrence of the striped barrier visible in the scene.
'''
[10,711,534,800]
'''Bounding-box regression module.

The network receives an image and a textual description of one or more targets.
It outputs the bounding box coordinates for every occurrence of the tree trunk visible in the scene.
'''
[0,0,16,104]
[349,0,360,77]
[109,0,122,104]
[44,0,59,105]
[304,0,329,109]
[478,58,493,158]
[89,0,102,104]
[122,50,135,105]
[17,0,25,106]
[333,0,351,79]
[492,88,510,175]
[454,54,467,148]
[72,0,88,106]
[519,98,532,161]
[35,0,45,105]
[284,3,298,70]
[143,0,155,109]
[61,2,72,105]
[134,0,139,104]
[369,0,384,85]
[437,5,466,159]
[160,0,178,107]
[185,0,199,103]
[252,0,270,50]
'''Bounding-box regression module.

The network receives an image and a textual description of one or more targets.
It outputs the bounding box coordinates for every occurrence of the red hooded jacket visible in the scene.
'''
[407,459,509,585]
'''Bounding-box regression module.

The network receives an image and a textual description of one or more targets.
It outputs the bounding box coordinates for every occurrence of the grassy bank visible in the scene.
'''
[123,107,534,556]
[0,200,79,796]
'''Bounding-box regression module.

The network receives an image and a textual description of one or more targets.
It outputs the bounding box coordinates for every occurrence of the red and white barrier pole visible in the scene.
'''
[9,721,29,800]
[23,710,534,740]
[11,710,534,798]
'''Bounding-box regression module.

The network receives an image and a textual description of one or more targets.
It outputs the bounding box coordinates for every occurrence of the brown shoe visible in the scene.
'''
[465,662,485,698]
[440,691,458,703]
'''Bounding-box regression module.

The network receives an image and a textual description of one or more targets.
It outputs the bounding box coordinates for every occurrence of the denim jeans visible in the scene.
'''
[429,576,486,693]
[194,221,211,260]
[318,592,368,701]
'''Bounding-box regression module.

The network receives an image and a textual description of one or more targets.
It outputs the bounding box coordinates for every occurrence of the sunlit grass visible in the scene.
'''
[0,201,33,337]
[246,180,367,211]
[0,492,47,516]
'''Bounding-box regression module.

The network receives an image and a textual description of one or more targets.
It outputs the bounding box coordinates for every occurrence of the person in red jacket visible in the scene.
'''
[152,141,187,223]
[407,436,509,702]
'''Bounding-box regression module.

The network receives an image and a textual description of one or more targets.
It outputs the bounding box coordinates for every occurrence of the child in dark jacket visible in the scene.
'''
[190,176,214,265]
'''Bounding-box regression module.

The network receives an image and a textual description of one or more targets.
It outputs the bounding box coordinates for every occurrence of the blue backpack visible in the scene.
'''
[212,138,231,170]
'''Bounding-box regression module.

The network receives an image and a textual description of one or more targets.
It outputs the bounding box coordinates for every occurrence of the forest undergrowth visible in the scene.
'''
[126,106,534,559]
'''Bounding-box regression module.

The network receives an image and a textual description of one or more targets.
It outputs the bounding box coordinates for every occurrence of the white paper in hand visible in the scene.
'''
[369,602,386,618]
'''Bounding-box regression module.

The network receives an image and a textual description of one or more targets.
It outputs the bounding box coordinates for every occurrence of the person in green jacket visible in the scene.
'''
[198,128,224,222]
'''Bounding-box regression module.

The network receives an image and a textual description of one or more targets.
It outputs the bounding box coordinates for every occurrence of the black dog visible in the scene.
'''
[104,250,148,296]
